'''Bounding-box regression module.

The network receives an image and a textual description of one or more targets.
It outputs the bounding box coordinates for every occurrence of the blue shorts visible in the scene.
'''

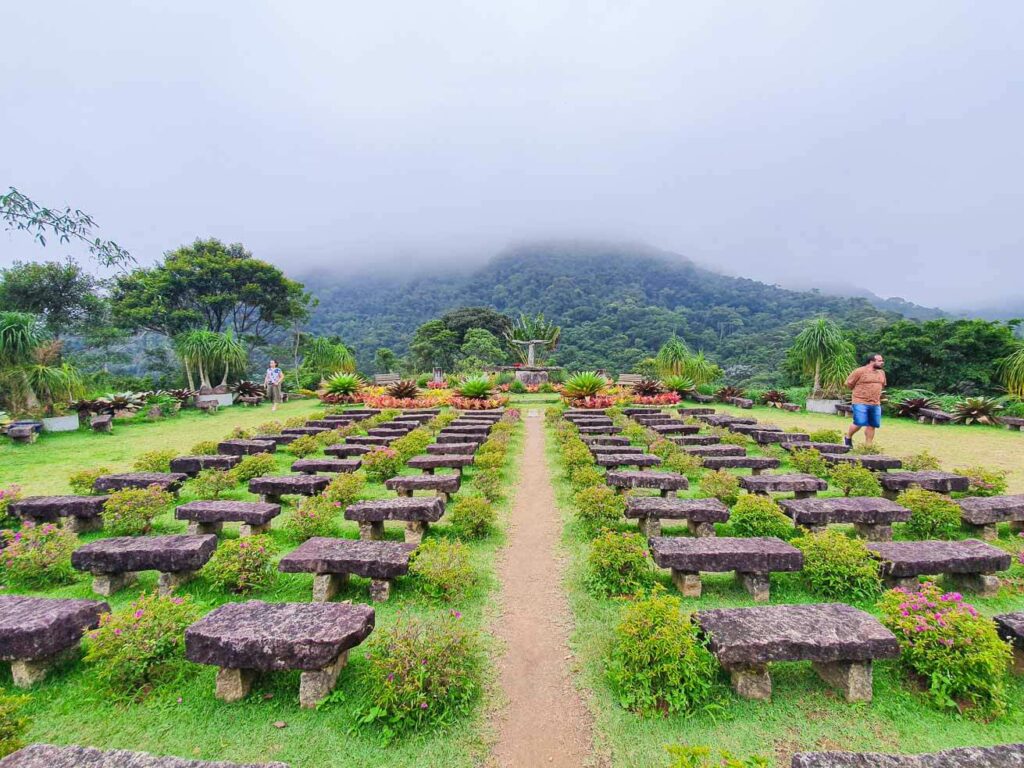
[852,404,882,428]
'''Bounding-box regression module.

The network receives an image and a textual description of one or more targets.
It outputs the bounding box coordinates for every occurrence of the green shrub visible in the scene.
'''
[953,465,1008,497]
[1,522,77,588]
[788,448,829,478]
[286,434,321,458]
[132,449,177,473]
[697,470,740,506]
[284,495,338,540]
[622,424,650,445]
[664,746,770,768]
[729,495,792,539]
[561,441,594,471]
[233,453,278,483]
[283,415,309,428]
[449,495,496,539]
[899,488,962,539]
[84,593,200,697]
[569,464,605,489]
[188,440,221,455]
[474,451,506,471]
[649,438,678,460]
[0,484,23,529]
[712,429,749,447]
[807,428,842,444]
[102,486,173,536]
[68,466,110,495]
[202,536,275,592]
[362,447,401,483]
[0,691,30,758]
[661,451,703,480]
[586,530,654,597]
[392,428,432,462]
[606,591,718,715]
[902,450,942,471]
[322,470,366,507]
[793,530,881,601]
[190,468,238,499]
[879,583,1012,716]
[227,425,253,439]
[851,443,884,455]
[472,469,504,502]
[409,539,476,601]
[573,485,626,535]
[829,462,882,497]
[358,612,484,740]
[252,420,284,435]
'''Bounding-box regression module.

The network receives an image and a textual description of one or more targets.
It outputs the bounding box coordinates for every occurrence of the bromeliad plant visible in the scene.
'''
[661,375,696,396]
[386,379,421,400]
[713,385,745,403]
[632,378,664,397]
[562,371,610,407]
[457,375,493,400]
[761,389,787,408]
[951,396,1004,426]
[232,380,266,400]
[321,372,365,401]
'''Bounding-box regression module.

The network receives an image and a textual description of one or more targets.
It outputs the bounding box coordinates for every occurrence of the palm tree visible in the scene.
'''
[683,350,722,386]
[505,313,561,364]
[655,335,691,376]
[997,342,1024,398]
[0,312,83,415]
[789,317,856,397]
[300,336,356,383]
[212,330,248,389]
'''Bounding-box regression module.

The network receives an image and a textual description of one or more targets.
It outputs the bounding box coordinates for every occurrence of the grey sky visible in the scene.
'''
[2,1,1021,310]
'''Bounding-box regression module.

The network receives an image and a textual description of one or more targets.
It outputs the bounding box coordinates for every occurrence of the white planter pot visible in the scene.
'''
[806,398,843,415]
[196,393,235,408]
[41,414,81,432]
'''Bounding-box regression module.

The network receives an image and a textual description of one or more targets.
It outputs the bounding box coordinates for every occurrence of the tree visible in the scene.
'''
[173,330,246,392]
[997,341,1024,398]
[409,320,459,371]
[374,347,398,374]
[460,328,506,365]
[788,317,856,397]
[682,350,723,386]
[0,258,104,338]
[298,336,356,388]
[0,312,83,416]
[111,238,311,342]
[438,306,512,345]
[655,335,691,376]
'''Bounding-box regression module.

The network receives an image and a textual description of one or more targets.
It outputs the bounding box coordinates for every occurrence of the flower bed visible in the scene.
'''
[449,395,509,410]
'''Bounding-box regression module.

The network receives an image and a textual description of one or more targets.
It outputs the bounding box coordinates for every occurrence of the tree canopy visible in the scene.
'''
[0,258,104,338]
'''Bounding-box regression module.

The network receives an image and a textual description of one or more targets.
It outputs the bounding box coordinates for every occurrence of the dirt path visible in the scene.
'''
[490,410,595,767]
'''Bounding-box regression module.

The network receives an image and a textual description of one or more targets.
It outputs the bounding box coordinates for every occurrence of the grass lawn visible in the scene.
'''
[545,412,1024,768]
[1,407,524,768]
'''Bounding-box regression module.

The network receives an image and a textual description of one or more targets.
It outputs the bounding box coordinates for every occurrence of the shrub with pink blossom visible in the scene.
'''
[201,536,275,593]
[0,484,23,528]
[362,446,401,483]
[1,522,77,588]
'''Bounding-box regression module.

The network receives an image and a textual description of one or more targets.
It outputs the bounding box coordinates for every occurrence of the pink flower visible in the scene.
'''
[420,702,428,709]
[134,610,144,619]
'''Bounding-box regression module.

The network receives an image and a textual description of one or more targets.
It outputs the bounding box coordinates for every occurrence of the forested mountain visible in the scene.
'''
[303,242,903,378]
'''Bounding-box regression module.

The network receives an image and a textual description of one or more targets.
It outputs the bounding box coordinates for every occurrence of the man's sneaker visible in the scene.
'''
[843,436,853,448]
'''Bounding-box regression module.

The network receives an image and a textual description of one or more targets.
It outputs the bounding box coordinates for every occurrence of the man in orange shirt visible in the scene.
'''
[844,353,886,447]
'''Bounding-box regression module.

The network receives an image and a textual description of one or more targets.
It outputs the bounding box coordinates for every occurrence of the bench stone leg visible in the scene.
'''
[803,523,827,535]
[312,573,349,602]
[369,578,392,602]
[687,520,715,537]
[884,576,922,591]
[358,521,385,540]
[188,521,223,536]
[964,522,997,541]
[396,489,413,498]
[405,520,428,545]
[658,489,671,498]
[216,667,255,703]
[439,492,453,504]
[260,494,282,504]
[1009,521,1024,536]
[299,650,348,708]
[751,467,767,476]
[157,570,195,596]
[854,523,892,541]
[882,489,899,501]
[727,664,772,700]
[739,572,771,602]
[812,660,874,702]
[1012,647,1024,675]
[671,570,702,598]
[9,647,77,687]
[65,515,102,534]
[946,572,1000,597]
[793,491,815,500]
[639,516,661,538]
[239,522,271,537]
[92,571,137,596]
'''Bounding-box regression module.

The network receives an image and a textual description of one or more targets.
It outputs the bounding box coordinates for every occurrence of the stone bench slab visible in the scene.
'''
[581,436,630,446]
[868,539,1011,579]
[684,444,746,457]
[594,453,661,468]
[589,444,645,455]
[649,423,700,435]
[427,442,479,454]
[678,407,716,416]
[279,538,417,580]
[367,428,414,438]
[217,439,276,456]
[822,454,902,471]
[291,458,361,474]
[324,443,372,457]
[407,454,475,472]
[730,423,780,435]
[176,500,281,526]
[625,496,729,522]
[9,495,109,523]
[958,495,1024,526]
[702,457,781,473]
[778,497,911,527]
[605,470,689,495]
[698,414,756,426]
[791,744,1024,767]
[739,473,826,496]
[752,431,810,445]
[440,425,492,435]
[0,745,289,767]
[994,613,1024,672]
[346,435,397,446]
[72,534,217,575]
[650,535,802,574]
[673,435,721,446]
[577,425,622,434]
[385,475,461,495]
[248,475,330,500]
[879,471,970,495]
[345,496,445,523]
[170,455,242,477]
[783,442,851,454]
[436,432,484,444]
[93,472,186,494]
[281,427,330,436]
[250,433,297,446]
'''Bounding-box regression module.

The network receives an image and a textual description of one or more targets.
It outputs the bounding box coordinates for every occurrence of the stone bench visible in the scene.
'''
[880,471,970,499]
[248,475,329,504]
[781,403,802,412]
[702,456,781,474]
[1003,417,1024,432]
[440,425,492,435]
[678,407,716,416]
[783,441,850,454]
[324,443,372,457]
[691,393,716,403]
[994,612,1024,675]
[367,427,414,439]
[0,595,109,687]
[218,439,276,456]
[291,458,362,474]
[778,497,911,540]
[822,453,902,471]
[384,474,461,501]
[306,419,352,429]
[581,435,630,446]
[589,444,645,455]
[835,403,853,417]
[739,473,827,498]
[730,397,754,409]
[8,495,110,533]
[791,744,1024,767]
[752,431,810,445]
[281,426,330,437]
[93,472,187,495]
[170,454,242,477]
[90,414,113,433]
[566,416,614,425]
[625,497,729,537]
[195,400,219,413]
[650,536,802,601]
[185,600,374,708]
[672,434,721,446]
[176,500,282,535]
[577,425,623,435]
[594,453,662,469]
[957,495,1024,539]
[345,496,446,543]
[696,603,899,702]
[605,470,689,497]
[347,435,398,446]
[250,433,297,446]
[279,538,417,602]
[633,415,675,425]
[730,423,779,435]
[622,407,659,416]
[0,744,289,767]
[650,423,700,435]
[426,441,480,454]
[238,396,263,407]
[684,444,746,457]
[401,408,441,415]
[72,534,218,596]
[917,408,953,425]
[867,539,1010,595]
[393,414,433,424]
[697,414,757,427]
[407,454,475,474]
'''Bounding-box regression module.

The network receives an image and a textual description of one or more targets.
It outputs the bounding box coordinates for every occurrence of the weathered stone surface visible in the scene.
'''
[632,414,675,424]
[393,413,433,422]
[698,414,757,427]
[248,475,329,498]
[672,435,721,446]
[702,456,781,472]
[441,425,492,435]
[678,407,716,416]
[279,538,417,579]
[778,497,911,526]
[822,453,903,471]
[346,435,396,446]
[324,443,372,457]
[427,442,479,454]
[867,539,1011,578]
[751,431,810,445]
[958,495,1024,525]
[593,453,661,468]
[281,426,330,436]
[367,428,414,439]
[407,454,475,471]
[917,408,953,424]
[879,471,970,494]
[994,612,1024,649]
[739,473,827,495]
[72,535,217,575]
[605,470,689,492]
[581,435,630,446]
[621,407,661,416]
[1003,417,1024,431]
[384,474,461,495]
[0,596,109,661]
[791,744,1024,767]
[577,425,622,435]
[217,439,276,456]
[9,495,109,523]
[625,496,729,522]
[684,444,746,457]
[93,472,187,493]
[567,417,614,426]
[307,419,355,428]
[695,603,900,667]
[731,397,754,409]
[170,455,242,477]
[185,600,374,671]
[730,423,780,435]
[0,744,289,767]
[175,500,281,525]
[589,444,645,455]
[650,423,700,435]
[250,433,297,446]
[650,536,803,574]
[345,496,445,522]
[436,432,483,444]
[291,458,361,474]
[783,441,851,454]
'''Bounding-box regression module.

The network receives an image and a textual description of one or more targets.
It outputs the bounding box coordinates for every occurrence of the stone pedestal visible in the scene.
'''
[812,660,874,702]
[884,576,922,591]
[1012,647,1024,676]
[514,368,549,387]
[215,667,255,702]
[9,647,77,688]
[65,516,103,534]
[188,521,224,536]
[298,650,348,708]
[638,516,661,538]
[671,570,702,598]
[405,520,429,545]
[157,570,195,597]
[947,572,1000,597]
[687,520,715,538]
[369,579,392,602]
[239,522,271,537]
[259,494,283,505]
[358,521,385,540]
[854,522,893,541]
[91,571,137,597]
[739,572,771,602]
[312,573,349,602]
[728,664,772,700]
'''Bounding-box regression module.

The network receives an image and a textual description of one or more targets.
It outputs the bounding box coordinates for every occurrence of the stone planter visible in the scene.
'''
[41,414,81,432]
[806,398,843,415]
[196,393,234,408]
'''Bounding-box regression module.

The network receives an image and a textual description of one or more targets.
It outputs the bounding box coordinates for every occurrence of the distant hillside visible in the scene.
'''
[303,242,903,376]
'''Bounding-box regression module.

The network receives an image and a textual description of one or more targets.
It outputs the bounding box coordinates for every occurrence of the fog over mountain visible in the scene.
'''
[2,1,1022,310]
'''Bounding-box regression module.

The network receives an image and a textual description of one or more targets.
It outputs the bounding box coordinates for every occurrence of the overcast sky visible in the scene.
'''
[2,1,1021,310]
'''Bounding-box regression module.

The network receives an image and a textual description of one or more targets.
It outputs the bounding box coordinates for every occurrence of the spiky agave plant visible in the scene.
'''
[458,375,493,400]
[661,375,696,396]
[951,396,1004,426]
[632,378,664,396]
[323,372,364,397]
[386,379,421,400]
[562,371,608,400]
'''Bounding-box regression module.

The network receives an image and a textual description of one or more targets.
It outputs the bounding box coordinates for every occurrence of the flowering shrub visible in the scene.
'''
[561,440,595,472]
[569,464,605,490]
[697,470,740,506]
[879,583,1012,716]
[284,495,338,540]
[323,470,366,507]
[661,451,703,480]
[573,485,626,535]
[788,448,830,478]
[449,495,496,539]
[233,453,278,483]
[501,409,520,423]
[902,450,942,471]
[0,691,30,758]
[409,539,476,601]
[567,395,616,409]
[586,530,654,597]
[606,590,718,715]
[664,747,769,768]
[426,380,448,390]
[1,522,77,588]
[793,530,881,601]
[285,434,321,458]
[190,468,238,499]
[68,466,111,495]
[449,395,509,410]
[85,593,200,696]
[0,484,22,528]
[471,469,504,502]
[201,536,275,592]
[628,393,681,406]
[132,449,177,473]
[829,462,881,497]
[392,428,432,462]
[808,428,843,444]
[474,450,506,472]
[898,488,961,539]
[362,447,401,483]
[358,612,484,740]
[102,486,173,536]
[188,440,220,455]
[362,395,444,409]
[729,495,792,539]
[954,465,1008,497]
